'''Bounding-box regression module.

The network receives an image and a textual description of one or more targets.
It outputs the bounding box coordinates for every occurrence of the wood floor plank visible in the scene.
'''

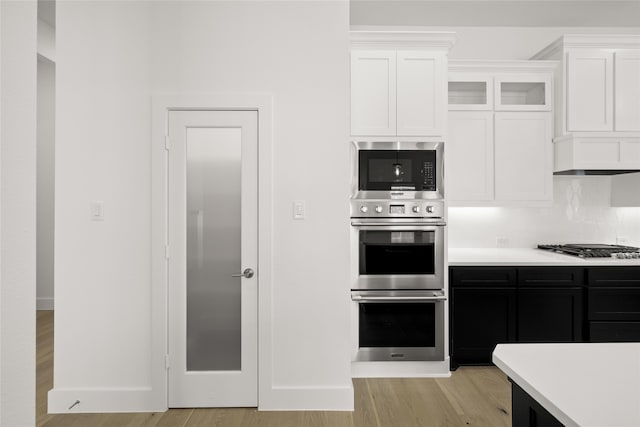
[352,378,379,427]
[436,367,511,427]
[300,410,354,427]
[36,311,512,426]
[366,377,465,427]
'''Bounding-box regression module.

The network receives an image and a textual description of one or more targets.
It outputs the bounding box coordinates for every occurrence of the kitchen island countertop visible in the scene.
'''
[449,247,640,266]
[493,343,640,427]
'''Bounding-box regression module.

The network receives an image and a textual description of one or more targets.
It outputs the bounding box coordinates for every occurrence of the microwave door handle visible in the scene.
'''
[441,151,445,198]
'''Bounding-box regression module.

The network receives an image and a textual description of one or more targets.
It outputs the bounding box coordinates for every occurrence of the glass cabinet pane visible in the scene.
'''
[500,82,546,106]
[449,81,488,105]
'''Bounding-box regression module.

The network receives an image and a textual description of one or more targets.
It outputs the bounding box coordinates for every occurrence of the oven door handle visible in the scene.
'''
[351,220,446,227]
[352,295,447,302]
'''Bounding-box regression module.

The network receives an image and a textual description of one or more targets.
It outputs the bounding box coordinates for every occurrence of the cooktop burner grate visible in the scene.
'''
[537,244,640,258]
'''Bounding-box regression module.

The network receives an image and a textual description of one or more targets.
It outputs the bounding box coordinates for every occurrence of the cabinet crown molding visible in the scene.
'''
[448,60,558,74]
[350,30,456,51]
[531,34,640,60]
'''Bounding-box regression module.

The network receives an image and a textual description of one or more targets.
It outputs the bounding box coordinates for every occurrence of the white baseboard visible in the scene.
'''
[259,384,354,411]
[37,297,54,310]
[48,387,165,414]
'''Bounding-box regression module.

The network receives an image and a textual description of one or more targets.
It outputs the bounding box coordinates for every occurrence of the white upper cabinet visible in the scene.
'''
[494,112,553,202]
[396,51,446,136]
[566,50,614,132]
[350,31,456,138]
[350,51,396,136]
[615,51,640,132]
[532,35,640,173]
[533,35,640,136]
[448,111,494,201]
[351,50,445,137]
[447,61,557,206]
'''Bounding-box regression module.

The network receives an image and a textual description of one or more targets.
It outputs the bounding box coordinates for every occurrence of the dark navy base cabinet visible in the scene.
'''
[450,266,640,369]
[511,381,563,427]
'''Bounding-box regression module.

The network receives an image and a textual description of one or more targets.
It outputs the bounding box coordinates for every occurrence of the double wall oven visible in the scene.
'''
[351,141,446,362]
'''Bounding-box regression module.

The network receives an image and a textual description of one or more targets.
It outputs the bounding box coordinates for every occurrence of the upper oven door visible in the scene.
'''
[353,141,444,200]
[353,223,445,291]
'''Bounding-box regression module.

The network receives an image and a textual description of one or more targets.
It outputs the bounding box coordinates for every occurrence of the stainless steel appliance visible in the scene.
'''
[352,141,444,200]
[351,200,446,291]
[537,244,640,258]
[351,290,445,362]
[350,142,447,362]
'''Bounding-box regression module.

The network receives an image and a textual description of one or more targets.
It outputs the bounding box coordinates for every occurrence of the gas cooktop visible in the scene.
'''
[537,244,640,258]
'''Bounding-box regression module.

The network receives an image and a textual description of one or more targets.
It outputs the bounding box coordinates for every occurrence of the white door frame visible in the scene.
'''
[151,93,273,410]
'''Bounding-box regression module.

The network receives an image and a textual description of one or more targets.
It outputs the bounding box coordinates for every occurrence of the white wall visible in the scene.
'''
[52,0,352,412]
[151,0,351,397]
[37,57,55,310]
[0,1,38,425]
[52,0,153,410]
[449,176,640,248]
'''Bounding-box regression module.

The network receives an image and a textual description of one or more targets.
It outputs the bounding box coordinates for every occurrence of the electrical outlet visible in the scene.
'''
[616,236,630,246]
[496,237,509,248]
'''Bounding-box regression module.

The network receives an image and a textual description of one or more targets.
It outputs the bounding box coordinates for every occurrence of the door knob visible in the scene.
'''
[232,268,254,279]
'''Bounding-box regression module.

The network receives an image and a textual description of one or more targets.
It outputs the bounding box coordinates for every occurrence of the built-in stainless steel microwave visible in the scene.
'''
[352,141,444,200]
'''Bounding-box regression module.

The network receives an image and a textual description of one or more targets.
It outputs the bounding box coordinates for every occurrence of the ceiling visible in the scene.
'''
[350,0,640,27]
[35,0,640,29]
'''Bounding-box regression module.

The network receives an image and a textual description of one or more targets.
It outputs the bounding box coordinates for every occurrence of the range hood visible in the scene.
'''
[553,135,640,176]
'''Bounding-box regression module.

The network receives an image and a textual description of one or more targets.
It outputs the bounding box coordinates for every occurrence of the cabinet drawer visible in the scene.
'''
[588,287,640,321]
[588,267,640,287]
[518,267,584,287]
[450,267,516,287]
[589,322,640,342]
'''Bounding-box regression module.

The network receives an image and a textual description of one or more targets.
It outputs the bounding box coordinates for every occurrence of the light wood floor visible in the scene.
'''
[37,311,512,426]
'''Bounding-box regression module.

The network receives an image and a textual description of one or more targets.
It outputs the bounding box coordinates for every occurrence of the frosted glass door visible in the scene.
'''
[168,110,258,408]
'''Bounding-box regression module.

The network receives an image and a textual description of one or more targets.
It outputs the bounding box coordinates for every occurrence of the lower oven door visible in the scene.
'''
[351,290,445,362]
[354,222,445,290]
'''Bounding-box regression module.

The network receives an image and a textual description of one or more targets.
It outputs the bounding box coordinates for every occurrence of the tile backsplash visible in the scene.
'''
[448,176,640,248]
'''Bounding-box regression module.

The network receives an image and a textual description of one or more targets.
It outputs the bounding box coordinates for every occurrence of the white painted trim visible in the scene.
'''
[151,93,273,411]
[351,30,456,50]
[532,34,640,60]
[48,388,162,414]
[449,59,559,74]
[259,385,354,411]
[36,297,54,311]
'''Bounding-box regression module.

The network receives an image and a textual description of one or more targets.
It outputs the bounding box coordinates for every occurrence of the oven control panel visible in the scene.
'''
[351,200,444,218]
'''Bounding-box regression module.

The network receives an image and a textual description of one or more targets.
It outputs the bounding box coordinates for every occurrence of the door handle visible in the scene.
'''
[232,268,254,279]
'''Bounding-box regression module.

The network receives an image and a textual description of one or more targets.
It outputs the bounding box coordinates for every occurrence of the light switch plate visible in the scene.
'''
[90,201,105,221]
[293,200,305,220]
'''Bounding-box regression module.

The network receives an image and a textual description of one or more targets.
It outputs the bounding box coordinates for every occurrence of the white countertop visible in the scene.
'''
[449,248,640,266]
[493,343,640,427]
